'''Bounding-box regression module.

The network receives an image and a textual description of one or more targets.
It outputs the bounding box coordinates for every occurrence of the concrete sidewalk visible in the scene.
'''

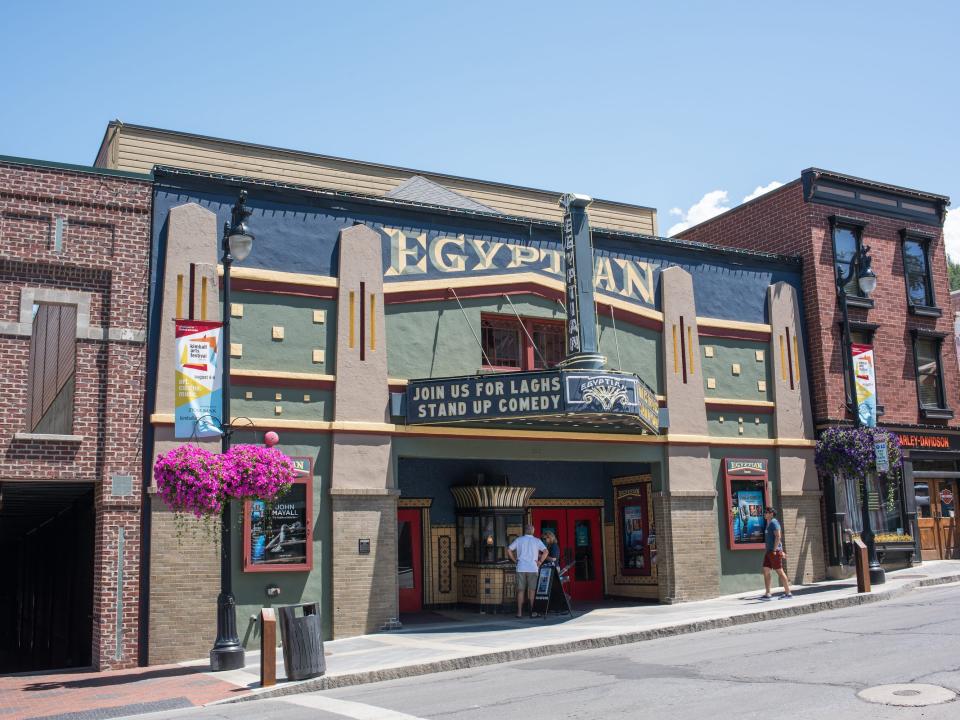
[211,560,960,703]
[4,562,959,720]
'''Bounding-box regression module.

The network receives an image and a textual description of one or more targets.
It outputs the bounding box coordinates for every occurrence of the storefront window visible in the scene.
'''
[457,512,523,563]
[834,472,908,539]
[481,316,521,368]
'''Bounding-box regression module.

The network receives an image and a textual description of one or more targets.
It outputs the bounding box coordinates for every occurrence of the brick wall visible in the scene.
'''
[654,494,720,602]
[0,160,151,670]
[331,493,398,637]
[678,181,958,427]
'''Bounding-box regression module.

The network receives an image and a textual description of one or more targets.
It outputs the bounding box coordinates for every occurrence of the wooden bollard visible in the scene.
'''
[854,539,871,594]
[260,608,277,687]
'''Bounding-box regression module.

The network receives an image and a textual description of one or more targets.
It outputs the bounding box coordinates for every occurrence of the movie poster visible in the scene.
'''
[732,488,765,544]
[622,505,645,571]
[249,482,308,566]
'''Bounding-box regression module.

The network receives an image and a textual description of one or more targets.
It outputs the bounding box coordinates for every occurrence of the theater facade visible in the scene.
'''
[141,161,822,658]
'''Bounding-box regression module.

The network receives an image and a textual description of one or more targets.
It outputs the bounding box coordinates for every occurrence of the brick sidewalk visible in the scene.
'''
[0,665,249,720]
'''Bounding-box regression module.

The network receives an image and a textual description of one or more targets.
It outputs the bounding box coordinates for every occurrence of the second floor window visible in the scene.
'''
[833,223,865,298]
[901,233,936,310]
[27,303,78,434]
[480,314,565,371]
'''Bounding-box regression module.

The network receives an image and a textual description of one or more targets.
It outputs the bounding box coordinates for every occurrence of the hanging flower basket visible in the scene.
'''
[154,445,228,518]
[815,426,902,479]
[154,444,296,519]
[221,444,297,502]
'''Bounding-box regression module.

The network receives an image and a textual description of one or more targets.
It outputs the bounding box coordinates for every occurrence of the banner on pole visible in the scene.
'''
[175,319,223,438]
[851,343,877,428]
[875,440,889,473]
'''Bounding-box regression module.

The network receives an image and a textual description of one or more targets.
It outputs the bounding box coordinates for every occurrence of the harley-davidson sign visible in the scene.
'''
[405,369,658,434]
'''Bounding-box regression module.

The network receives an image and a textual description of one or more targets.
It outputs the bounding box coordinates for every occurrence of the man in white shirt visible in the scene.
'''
[507,524,549,618]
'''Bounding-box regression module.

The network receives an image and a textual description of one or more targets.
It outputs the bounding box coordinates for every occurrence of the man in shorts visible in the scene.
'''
[507,524,549,617]
[761,507,792,599]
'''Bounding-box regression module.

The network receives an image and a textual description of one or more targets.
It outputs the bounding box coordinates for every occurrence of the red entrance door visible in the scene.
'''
[397,509,423,613]
[531,507,603,602]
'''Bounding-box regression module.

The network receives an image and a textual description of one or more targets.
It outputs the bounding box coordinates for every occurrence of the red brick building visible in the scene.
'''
[678,169,957,572]
[0,156,152,671]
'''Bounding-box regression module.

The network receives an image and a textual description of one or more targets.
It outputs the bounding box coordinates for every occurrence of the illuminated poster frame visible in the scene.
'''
[724,458,771,551]
[242,456,313,573]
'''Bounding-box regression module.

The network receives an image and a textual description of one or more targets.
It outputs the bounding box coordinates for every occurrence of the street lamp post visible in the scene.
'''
[210,190,255,671]
[836,244,885,585]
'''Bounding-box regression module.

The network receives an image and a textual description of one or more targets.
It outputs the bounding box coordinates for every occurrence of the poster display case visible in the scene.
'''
[724,458,771,551]
[243,456,313,572]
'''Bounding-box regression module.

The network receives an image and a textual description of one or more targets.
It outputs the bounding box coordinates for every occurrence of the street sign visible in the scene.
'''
[874,440,889,474]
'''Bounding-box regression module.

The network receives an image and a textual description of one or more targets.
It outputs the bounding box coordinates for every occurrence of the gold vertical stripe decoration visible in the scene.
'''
[348,291,356,349]
[686,326,694,374]
[175,274,184,319]
[200,276,208,321]
[672,325,679,374]
[369,293,377,350]
[792,334,800,383]
[779,335,787,381]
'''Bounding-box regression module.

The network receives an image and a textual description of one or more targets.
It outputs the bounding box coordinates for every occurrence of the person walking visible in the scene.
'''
[761,507,792,599]
[507,524,549,618]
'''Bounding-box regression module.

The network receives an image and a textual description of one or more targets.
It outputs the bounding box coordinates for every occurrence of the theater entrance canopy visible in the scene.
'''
[400,369,660,434]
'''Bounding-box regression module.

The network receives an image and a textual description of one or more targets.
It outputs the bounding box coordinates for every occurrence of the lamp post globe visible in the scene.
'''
[228,225,254,262]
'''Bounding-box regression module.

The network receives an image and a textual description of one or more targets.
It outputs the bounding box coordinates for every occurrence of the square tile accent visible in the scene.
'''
[706,377,716,389]
[275,405,283,415]
[755,350,764,362]
[244,391,253,400]
[230,343,242,358]
[755,417,761,424]
[313,309,326,324]
[313,348,325,363]
[272,325,284,340]
[303,394,311,402]
[718,416,724,423]
[275,393,282,401]
[703,346,714,358]
[231,303,244,318]
[731,363,741,376]
[758,380,767,392]
[739,425,744,435]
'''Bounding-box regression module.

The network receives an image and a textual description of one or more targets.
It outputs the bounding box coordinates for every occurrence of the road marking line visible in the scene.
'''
[279,693,429,720]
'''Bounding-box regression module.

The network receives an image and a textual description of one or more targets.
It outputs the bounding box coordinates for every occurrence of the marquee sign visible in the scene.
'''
[405,369,659,434]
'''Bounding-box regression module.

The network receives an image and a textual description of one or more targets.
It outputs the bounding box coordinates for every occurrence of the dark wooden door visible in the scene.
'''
[915,480,959,560]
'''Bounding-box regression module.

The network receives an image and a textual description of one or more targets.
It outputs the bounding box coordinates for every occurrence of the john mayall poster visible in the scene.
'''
[174,319,223,438]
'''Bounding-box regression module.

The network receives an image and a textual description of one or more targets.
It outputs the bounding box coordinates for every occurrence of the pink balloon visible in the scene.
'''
[264,431,280,447]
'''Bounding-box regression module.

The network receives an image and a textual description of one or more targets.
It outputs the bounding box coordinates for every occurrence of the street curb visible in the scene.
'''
[220,573,960,704]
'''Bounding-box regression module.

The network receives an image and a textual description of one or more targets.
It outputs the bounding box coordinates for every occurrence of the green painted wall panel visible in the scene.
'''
[706,411,772,439]
[226,291,336,374]
[231,386,333,422]
[229,434,333,642]
[711,447,779,595]
[700,338,771,401]
[598,317,662,393]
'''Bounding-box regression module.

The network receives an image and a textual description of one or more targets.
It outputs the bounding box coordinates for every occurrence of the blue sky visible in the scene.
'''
[2,1,957,253]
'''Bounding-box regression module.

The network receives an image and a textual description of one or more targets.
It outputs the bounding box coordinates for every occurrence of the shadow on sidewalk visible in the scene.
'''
[21,666,216,692]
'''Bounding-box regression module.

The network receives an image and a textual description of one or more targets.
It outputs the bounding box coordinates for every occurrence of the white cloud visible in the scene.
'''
[666,180,785,237]
[666,190,731,236]
[742,180,785,203]
[945,207,960,264]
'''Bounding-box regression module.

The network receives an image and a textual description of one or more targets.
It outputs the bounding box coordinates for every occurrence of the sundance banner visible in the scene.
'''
[174,319,223,439]
[851,342,877,428]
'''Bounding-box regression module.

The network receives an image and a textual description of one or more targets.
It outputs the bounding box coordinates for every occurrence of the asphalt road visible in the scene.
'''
[134,582,960,720]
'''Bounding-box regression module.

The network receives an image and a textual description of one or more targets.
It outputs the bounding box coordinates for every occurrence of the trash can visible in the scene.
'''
[278,602,325,681]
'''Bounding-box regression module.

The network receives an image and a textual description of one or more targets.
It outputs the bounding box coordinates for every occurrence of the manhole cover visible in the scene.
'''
[858,684,956,707]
